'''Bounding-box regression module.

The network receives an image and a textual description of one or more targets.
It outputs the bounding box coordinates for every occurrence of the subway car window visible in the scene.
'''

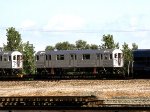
[101,54,103,60]
[49,55,51,60]
[96,54,100,60]
[45,55,48,60]
[104,54,108,60]
[4,56,7,61]
[82,54,90,60]
[110,54,112,59]
[9,56,11,61]
[57,55,64,60]
[36,55,39,60]
[70,54,74,60]
[0,55,2,61]
[75,55,77,60]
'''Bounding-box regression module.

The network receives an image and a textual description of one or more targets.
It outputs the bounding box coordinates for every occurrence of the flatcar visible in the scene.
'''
[133,49,150,78]
[35,49,124,77]
[0,51,23,75]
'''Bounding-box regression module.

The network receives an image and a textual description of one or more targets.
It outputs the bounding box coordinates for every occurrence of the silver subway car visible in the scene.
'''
[35,49,123,75]
[0,51,23,75]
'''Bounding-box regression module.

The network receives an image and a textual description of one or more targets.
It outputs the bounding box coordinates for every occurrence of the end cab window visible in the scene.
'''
[13,55,16,60]
[118,53,122,58]
[17,55,21,60]
[114,53,117,58]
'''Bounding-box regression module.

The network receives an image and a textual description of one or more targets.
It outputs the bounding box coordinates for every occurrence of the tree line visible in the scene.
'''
[2,27,138,74]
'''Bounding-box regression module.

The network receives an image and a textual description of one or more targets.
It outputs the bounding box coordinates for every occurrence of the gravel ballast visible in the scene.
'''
[0,80,150,99]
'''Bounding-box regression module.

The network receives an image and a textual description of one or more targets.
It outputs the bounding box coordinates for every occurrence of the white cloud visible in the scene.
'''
[43,15,85,31]
[130,16,138,28]
[21,20,36,28]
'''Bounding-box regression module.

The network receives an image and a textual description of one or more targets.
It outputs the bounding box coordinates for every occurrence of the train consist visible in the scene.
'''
[36,49,124,77]
[0,49,150,79]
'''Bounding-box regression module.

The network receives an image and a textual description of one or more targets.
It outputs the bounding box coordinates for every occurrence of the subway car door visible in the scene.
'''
[118,53,122,66]
[70,54,77,67]
[17,55,22,68]
[96,53,100,67]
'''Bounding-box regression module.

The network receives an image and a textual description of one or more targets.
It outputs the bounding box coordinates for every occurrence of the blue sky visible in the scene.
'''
[1,0,150,51]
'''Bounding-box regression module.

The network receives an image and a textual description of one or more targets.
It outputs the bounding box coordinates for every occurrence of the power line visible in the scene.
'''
[1,27,150,33]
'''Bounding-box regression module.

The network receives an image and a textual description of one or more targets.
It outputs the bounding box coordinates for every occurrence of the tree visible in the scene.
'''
[55,41,75,50]
[4,27,23,51]
[132,43,138,50]
[23,41,35,74]
[69,44,76,50]
[90,44,99,49]
[122,42,138,75]
[75,40,88,50]
[100,34,119,49]
[45,45,55,51]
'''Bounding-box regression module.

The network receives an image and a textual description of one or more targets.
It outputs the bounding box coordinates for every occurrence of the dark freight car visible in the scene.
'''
[133,49,150,78]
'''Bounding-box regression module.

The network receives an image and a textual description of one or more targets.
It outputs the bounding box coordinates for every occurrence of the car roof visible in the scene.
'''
[45,49,121,55]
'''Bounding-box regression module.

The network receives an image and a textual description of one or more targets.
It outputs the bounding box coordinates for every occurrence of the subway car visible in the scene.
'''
[0,51,23,75]
[35,49,124,77]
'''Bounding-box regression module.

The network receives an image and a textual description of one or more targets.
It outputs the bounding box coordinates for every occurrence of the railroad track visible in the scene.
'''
[0,96,150,110]
[104,98,150,104]
[0,73,129,81]
[0,95,99,110]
